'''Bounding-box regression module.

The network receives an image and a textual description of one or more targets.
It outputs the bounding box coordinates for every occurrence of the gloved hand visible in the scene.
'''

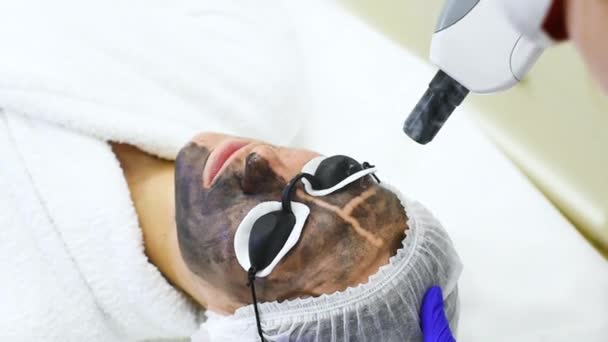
[420,286,456,342]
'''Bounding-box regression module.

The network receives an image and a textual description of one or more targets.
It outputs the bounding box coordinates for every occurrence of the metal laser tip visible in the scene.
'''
[403,70,469,145]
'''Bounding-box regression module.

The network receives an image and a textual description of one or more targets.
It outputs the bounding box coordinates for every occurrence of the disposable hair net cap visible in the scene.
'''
[193,182,462,342]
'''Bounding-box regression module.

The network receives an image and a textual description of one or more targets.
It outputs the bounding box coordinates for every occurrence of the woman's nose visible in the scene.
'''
[241,148,285,194]
[250,145,281,164]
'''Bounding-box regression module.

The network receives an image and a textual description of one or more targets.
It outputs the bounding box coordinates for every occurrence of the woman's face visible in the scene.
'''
[175,132,407,314]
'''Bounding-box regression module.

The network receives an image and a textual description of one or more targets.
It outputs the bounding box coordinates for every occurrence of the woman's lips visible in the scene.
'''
[203,140,250,187]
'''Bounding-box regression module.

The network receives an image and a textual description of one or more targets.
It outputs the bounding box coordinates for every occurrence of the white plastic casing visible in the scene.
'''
[501,0,555,47]
[431,0,548,94]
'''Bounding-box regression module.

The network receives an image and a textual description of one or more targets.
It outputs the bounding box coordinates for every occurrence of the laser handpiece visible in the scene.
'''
[404,0,557,144]
[404,70,469,145]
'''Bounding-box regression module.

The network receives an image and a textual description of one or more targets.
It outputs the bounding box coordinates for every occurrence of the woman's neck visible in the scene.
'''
[111,143,207,307]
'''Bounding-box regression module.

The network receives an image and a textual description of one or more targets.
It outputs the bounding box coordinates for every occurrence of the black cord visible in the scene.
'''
[281,173,318,213]
[362,162,381,183]
[248,267,265,342]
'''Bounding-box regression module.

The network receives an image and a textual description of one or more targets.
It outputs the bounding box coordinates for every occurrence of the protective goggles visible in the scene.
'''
[232,155,380,341]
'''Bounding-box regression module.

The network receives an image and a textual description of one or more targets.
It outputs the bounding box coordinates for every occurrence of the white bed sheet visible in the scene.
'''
[285,1,608,341]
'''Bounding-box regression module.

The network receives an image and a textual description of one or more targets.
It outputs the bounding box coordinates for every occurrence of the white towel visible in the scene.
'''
[0,1,305,341]
[0,0,305,156]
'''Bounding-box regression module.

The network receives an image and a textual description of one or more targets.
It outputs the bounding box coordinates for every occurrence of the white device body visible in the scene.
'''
[431,0,553,94]
[501,0,555,47]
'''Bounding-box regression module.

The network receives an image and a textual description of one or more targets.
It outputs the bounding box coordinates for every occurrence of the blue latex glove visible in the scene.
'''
[420,286,456,342]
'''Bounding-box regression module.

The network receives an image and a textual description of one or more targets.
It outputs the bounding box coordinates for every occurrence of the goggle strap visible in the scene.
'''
[247,267,266,342]
[281,173,318,213]
[362,162,381,183]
